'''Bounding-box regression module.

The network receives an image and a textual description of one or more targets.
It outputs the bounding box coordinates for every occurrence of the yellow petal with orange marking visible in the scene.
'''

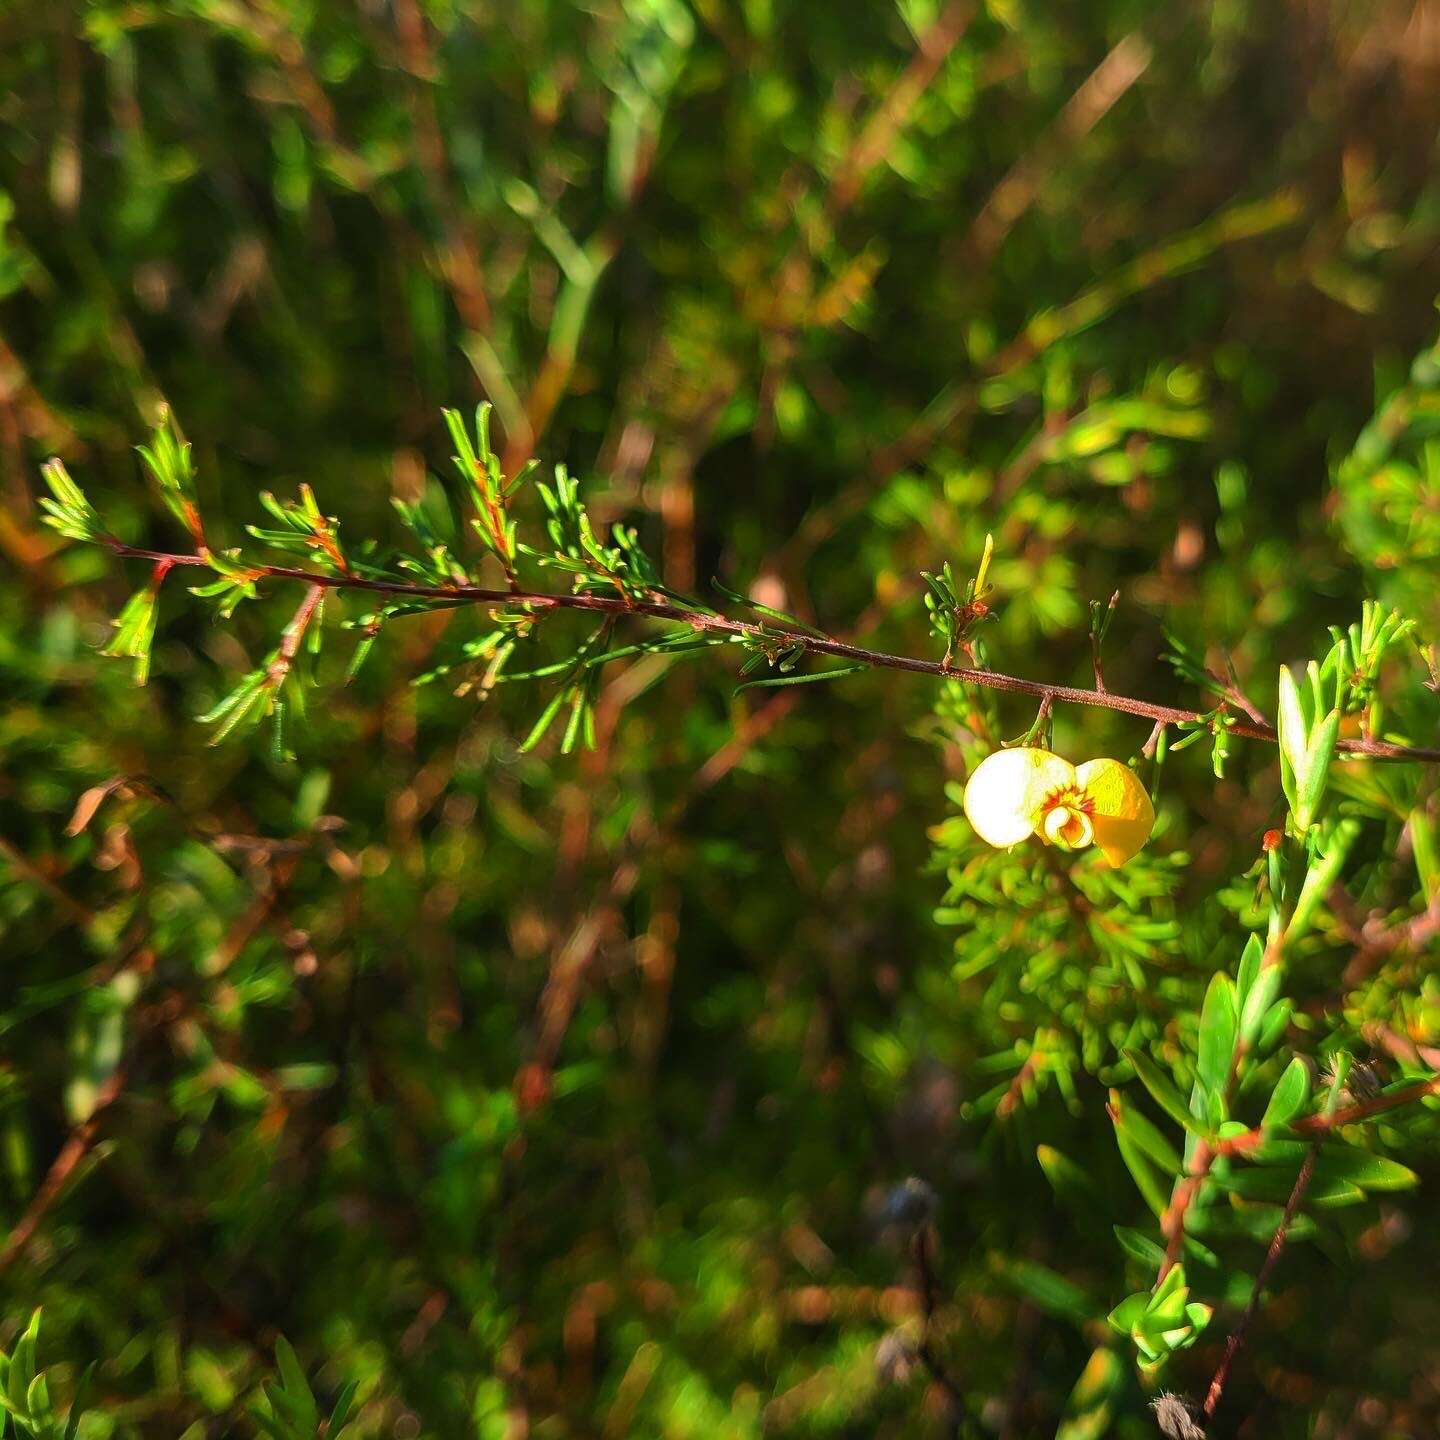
[1074,758,1154,867]
[963,748,1076,849]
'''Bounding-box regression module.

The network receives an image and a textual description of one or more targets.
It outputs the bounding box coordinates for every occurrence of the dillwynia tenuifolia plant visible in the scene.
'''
[7,0,1440,1431]
[38,375,1440,1435]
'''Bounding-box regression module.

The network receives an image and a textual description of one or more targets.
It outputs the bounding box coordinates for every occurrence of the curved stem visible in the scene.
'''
[103,539,1440,763]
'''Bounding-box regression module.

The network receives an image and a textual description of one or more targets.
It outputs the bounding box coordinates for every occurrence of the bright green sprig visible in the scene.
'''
[443,401,532,584]
[136,408,205,544]
[1107,1263,1212,1373]
[189,550,264,620]
[247,485,350,574]
[1276,662,1342,834]
[529,465,667,604]
[922,533,994,669]
[102,568,165,685]
[38,459,107,544]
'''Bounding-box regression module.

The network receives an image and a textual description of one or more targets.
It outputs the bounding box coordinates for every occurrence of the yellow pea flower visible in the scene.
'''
[962,747,1154,868]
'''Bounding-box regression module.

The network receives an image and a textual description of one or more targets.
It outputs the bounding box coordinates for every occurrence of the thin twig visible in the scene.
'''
[912,1226,971,1433]
[964,33,1153,261]
[0,1066,128,1276]
[98,538,1440,763]
[268,582,324,684]
[1202,1143,1318,1420]
[828,0,975,215]
[1342,896,1440,987]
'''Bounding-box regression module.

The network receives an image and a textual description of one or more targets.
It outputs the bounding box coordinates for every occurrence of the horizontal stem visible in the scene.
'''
[107,540,1440,763]
[1217,1075,1440,1159]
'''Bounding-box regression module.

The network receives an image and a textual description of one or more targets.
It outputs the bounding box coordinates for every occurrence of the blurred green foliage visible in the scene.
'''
[3,1,1440,1436]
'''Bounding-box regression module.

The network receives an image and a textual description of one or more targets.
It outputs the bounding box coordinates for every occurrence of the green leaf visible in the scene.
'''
[24,1372,48,1422]
[247,1403,288,1440]
[1296,707,1340,828]
[1145,1261,1188,1314]
[103,581,162,685]
[1235,932,1263,1007]
[1125,1050,1197,1133]
[1257,997,1293,1054]
[518,687,570,753]
[198,668,272,743]
[711,577,829,638]
[327,1380,359,1436]
[1037,1145,1102,1218]
[1106,1291,1149,1335]
[7,1314,38,1419]
[61,1363,94,1440]
[1111,1123,1169,1215]
[1196,972,1239,1109]
[1113,1225,1166,1267]
[1111,1096,1182,1172]
[1113,1123,1168,1217]
[39,459,107,543]
[997,1258,1095,1325]
[137,408,203,538]
[1218,1166,1364,1207]
[1261,1057,1311,1129]
[1056,1347,1125,1440]
[1246,1136,1311,1165]
[1288,817,1361,946]
[1312,1146,1419,1192]
[1239,962,1283,1046]
[1276,664,1307,817]
[273,1337,318,1427]
[733,663,865,695]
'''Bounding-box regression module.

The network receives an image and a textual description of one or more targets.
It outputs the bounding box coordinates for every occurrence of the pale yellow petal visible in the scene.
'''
[963,748,1075,849]
[1074,758,1154,867]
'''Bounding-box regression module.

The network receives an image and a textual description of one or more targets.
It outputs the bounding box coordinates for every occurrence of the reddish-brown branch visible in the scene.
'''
[1203,1143,1318,1420]
[0,1066,128,1276]
[266,582,325,686]
[1217,1076,1440,1160]
[1364,1023,1440,1073]
[829,0,975,215]
[1342,896,1440,986]
[1157,1141,1214,1281]
[99,537,1440,763]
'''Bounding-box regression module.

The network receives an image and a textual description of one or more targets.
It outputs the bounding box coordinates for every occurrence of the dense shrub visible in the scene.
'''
[3,2,1440,1436]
